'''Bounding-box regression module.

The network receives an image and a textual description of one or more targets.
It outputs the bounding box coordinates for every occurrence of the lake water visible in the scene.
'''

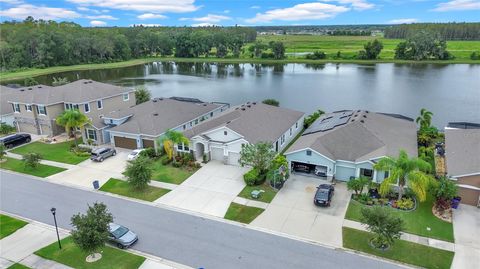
[11,62,480,128]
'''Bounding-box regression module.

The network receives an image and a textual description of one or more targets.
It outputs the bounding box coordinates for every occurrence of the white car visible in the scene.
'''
[127,149,145,161]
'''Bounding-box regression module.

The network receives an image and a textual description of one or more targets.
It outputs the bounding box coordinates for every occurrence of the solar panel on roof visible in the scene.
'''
[303,111,353,135]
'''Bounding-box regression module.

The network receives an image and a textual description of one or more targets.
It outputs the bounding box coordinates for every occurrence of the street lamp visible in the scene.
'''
[50,207,62,249]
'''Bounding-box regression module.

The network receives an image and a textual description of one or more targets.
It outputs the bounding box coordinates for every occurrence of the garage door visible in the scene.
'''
[142,139,155,148]
[210,147,224,161]
[335,166,356,181]
[227,152,241,166]
[114,136,137,150]
[458,187,480,206]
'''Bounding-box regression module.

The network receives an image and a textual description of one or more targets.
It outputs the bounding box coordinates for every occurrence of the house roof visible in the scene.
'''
[0,85,21,116]
[184,102,305,144]
[108,98,223,137]
[286,110,418,162]
[445,124,480,177]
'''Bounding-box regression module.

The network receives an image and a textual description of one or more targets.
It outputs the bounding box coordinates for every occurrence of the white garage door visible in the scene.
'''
[228,152,241,166]
[210,147,224,161]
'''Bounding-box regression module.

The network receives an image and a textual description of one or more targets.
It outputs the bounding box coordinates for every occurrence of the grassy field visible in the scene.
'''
[151,158,195,185]
[343,227,454,269]
[344,194,454,242]
[10,140,88,165]
[99,178,170,202]
[35,236,145,269]
[0,157,66,177]
[238,184,278,203]
[224,202,265,224]
[0,214,28,239]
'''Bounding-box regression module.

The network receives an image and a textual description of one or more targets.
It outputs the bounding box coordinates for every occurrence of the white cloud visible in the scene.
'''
[181,14,231,23]
[0,0,23,4]
[388,18,419,24]
[0,4,80,20]
[137,13,167,19]
[246,2,350,23]
[90,20,106,26]
[324,0,375,11]
[68,0,198,13]
[432,0,480,11]
[129,23,162,27]
[85,14,118,20]
[250,5,261,9]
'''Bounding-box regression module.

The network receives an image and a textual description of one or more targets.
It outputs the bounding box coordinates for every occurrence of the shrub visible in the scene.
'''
[202,153,208,163]
[23,153,41,169]
[432,177,458,202]
[357,193,372,204]
[470,51,480,60]
[262,99,280,107]
[0,123,15,135]
[306,51,326,60]
[125,156,153,190]
[0,144,6,160]
[360,206,404,249]
[396,198,414,210]
[244,168,260,186]
[140,148,157,159]
[161,156,172,165]
[172,162,182,168]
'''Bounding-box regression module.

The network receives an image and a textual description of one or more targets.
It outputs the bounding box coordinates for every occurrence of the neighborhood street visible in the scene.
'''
[0,171,403,269]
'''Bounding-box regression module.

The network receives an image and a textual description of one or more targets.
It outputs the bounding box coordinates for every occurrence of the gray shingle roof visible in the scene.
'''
[184,102,305,144]
[445,126,480,177]
[0,85,20,116]
[108,98,223,137]
[286,110,418,162]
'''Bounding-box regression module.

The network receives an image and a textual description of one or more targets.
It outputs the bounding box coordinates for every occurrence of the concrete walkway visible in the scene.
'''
[6,152,76,170]
[232,197,269,209]
[451,205,480,269]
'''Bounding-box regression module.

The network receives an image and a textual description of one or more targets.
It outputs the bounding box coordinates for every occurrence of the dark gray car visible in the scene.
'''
[90,147,116,162]
[108,223,138,249]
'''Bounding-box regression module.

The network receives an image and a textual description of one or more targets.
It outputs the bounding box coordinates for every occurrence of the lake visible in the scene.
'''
[11,62,480,128]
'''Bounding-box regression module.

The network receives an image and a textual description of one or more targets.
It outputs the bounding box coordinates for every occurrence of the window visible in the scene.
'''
[97,100,103,110]
[25,104,32,112]
[183,125,186,130]
[210,112,213,117]
[384,171,389,179]
[65,103,72,110]
[84,103,90,113]
[177,143,189,152]
[360,168,373,178]
[296,122,298,129]
[177,143,183,150]
[86,129,97,140]
[74,104,79,110]
[281,134,285,145]
[289,128,292,136]
[123,93,129,101]
[184,144,189,151]
[190,122,193,127]
[306,150,312,156]
[195,119,198,124]
[12,103,20,113]
[224,131,227,136]
[37,105,47,115]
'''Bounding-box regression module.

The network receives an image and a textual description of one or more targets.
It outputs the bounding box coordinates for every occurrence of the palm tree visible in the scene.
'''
[160,130,189,161]
[374,150,433,202]
[56,109,90,146]
[415,108,433,130]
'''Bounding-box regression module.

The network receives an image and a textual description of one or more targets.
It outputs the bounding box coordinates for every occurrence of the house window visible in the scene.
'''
[97,100,103,110]
[177,143,183,150]
[384,171,389,179]
[289,128,292,136]
[86,129,97,140]
[190,122,193,127]
[25,104,32,112]
[296,122,298,129]
[224,131,227,135]
[84,103,90,113]
[74,104,79,110]
[183,125,186,130]
[177,143,189,152]
[65,103,72,110]
[360,168,373,178]
[195,119,198,124]
[37,105,47,115]
[12,103,20,113]
[281,134,285,145]
[306,150,312,156]
[184,144,189,151]
[123,93,129,101]
[210,112,213,117]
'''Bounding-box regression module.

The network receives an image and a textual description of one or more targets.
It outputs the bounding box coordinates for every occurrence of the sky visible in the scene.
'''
[0,0,479,27]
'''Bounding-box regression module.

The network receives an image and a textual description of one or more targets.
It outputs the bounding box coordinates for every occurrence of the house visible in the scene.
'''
[284,110,418,182]
[183,102,305,165]
[445,122,480,206]
[0,85,20,126]
[106,97,229,150]
[6,80,135,143]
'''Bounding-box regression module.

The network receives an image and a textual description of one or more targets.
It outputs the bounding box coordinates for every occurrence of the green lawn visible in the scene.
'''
[343,227,454,269]
[10,140,88,165]
[0,157,66,178]
[344,195,454,242]
[99,178,170,202]
[238,184,278,203]
[224,202,265,224]
[35,236,145,269]
[7,264,31,269]
[0,214,28,239]
[150,159,195,185]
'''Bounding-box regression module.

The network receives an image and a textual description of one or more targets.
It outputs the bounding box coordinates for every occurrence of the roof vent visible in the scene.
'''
[354,114,358,117]
[365,111,369,113]
[28,87,32,90]
[20,89,25,91]
[226,121,231,124]
[241,108,246,111]
[153,113,159,116]
[89,80,93,83]
[363,115,367,118]
[152,99,158,102]
[203,104,207,106]
[360,120,365,123]
[357,110,361,112]
[252,102,257,105]
[159,98,163,100]
[351,119,355,122]
[247,105,251,108]
[38,86,42,88]
[247,101,250,104]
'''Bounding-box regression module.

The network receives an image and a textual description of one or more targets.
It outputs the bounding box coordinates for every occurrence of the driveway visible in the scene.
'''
[156,161,248,218]
[452,205,480,269]
[251,174,351,247]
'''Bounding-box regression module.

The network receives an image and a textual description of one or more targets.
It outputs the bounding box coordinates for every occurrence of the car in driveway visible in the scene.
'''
[127,149,145,161]
[90,147,116,162]
[108,223,138,249]
[0,133,31,149]
[314,184,335,207]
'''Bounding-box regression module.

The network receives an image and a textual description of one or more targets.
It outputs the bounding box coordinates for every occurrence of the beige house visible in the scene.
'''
[0,85,21,126]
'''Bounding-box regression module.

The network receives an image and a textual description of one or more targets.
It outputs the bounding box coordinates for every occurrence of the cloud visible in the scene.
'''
[85,14,118,20]
[137,13,167,19]
[129,23,162,27]
[0,0,23,4]
[68,0,198,13]
[432,0,480,11]
[246,2,350,23]
[182,14,231,23]
[250,5,261,9]
[90,20,106,26]
[0,4,80,20]
[324,0,375,11]
[388,18,419,24]
[223,9,230,13]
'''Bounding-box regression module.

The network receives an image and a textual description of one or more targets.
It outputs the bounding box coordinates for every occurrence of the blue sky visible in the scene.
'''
[0,0,479,27]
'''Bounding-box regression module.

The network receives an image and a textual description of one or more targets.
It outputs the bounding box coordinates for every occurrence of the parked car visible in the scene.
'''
[314,166,327,177]
[127,149,145,161]
[108,223,138,249]
[90,147,116,162]
[314,184,335,207]
[0,133,31,149]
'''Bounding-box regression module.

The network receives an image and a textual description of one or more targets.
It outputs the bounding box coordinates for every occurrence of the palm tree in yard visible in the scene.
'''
[415,108,433,130]
[160,130,189,161]
[374,150,433,202]
[56,109,90,146]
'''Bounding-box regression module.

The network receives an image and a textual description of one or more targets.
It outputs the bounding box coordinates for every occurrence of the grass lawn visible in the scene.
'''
[238,184,278,203]
[10,140,88,165]
[344,195,454,242]
[224,202,265,224]
[0,214,28,239]
[0,157,66,178]
[35,236,145,269]
[7,264,31,269]
[343,227,454,269]
[99,178,170,202]
[150,158,195,185]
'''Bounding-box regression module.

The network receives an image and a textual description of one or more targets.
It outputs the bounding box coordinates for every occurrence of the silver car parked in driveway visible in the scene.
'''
[108,223,138,249]
[90,147,116,162]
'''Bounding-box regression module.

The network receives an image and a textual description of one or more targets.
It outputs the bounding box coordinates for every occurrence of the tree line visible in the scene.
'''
[384,22,480,40]
[0,17,257,71]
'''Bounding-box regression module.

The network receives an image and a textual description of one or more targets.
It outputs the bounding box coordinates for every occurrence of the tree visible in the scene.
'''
[239,142,276,175]
[347,176,371,195]
[471,52,480,60]
[357,39,383,60]
[23,153,41,169]
[55,109,90,146]
[216,44,228,58]
[24,77,38,86]
[432,177,457,203]
[52,77,69,86]
[374,150,433,202]
[160,130,189,161]
[360,206,404,249]
[270,42,285,60]
[134,86,151,105]
[0,144,6,161]
[394,31,452,60]
[262,99,280,107]
[306,51,326,60]
[416,108,433,130]
[71,202,113,258]
[125,156,153,190]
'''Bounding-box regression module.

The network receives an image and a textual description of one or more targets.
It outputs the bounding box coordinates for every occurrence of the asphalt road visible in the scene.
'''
[0,171,402,269]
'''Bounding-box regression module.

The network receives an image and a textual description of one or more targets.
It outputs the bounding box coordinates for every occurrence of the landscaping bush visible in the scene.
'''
[244,168,260,186]
[140,148,158,159]
[306,51,327,60]
[23,153,41,169]
[357,193,372,205]
[395,198,415,210]
[0,123,15,135]
[161,156,172,165]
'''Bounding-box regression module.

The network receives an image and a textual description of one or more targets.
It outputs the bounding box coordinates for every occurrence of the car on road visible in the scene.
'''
[0,133,31,149]
[108,223,138,249]
[127,149,145,161]
[314,184,335,207]
[90,147,116,162]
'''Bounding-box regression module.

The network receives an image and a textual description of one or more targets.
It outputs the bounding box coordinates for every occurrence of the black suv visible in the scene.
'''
[0,133,31,149]
[314,184,335,207]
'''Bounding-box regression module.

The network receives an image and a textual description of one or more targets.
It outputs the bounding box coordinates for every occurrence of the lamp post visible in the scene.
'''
[50,207,62,249]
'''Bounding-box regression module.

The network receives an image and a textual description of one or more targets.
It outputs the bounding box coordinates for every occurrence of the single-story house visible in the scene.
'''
[106,97,229,150]
[183,102,305,165]
[445,122,480,206]
[285,110,418,182]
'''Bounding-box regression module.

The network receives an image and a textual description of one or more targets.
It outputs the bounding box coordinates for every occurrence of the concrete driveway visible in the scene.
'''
[452,205,480,269]
[251,174,351,247]
[156,161,248,218]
